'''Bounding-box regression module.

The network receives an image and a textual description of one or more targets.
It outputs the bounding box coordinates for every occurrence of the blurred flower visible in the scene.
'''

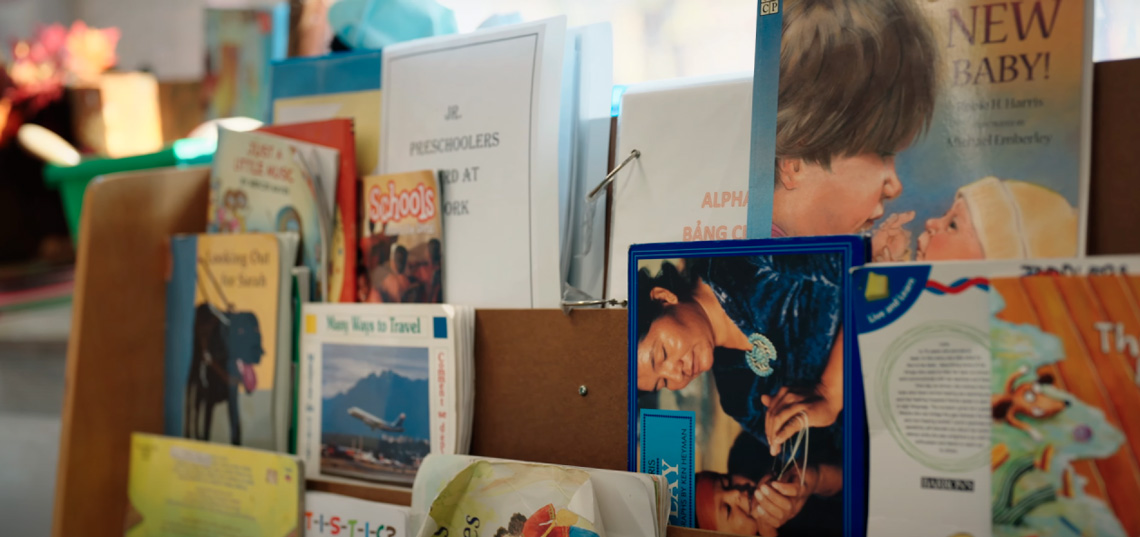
[65,21,120,86]
[0,21,119,147]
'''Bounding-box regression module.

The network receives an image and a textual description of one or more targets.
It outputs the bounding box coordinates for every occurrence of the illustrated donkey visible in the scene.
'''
[185,301,264,445]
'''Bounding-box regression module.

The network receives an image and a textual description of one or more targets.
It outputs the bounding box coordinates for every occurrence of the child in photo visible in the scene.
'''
[872,177,1079,262]
[770,0,938,241]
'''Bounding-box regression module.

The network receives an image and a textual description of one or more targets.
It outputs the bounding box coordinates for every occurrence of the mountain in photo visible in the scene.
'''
[322,370,429,440]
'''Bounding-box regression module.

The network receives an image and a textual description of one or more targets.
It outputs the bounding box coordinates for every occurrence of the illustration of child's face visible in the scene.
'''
[916,196,985,261]
[776,153,903,236]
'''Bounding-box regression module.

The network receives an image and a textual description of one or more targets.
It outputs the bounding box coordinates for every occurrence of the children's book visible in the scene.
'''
[304,491,410,537]
[412,455,670,537]
[124,433,303,536]
[262,119,359,304]
[164,233,298,452]
[380,18,566,308]
[853,257,1140,537]
[606,73,752,302]
[359,171,443,304]
[629,236,866,537]
[271,50,383,177]
[748,0,1091,263]
[205,5,290,122]
[209,128,339,301]
[298,303,474,485]
[988,272,1140,537]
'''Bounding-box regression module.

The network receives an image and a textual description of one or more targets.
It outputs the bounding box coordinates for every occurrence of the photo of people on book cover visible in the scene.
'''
[358,171,443,303]
[754,0,1086,261]
[989,274,1140,537]
[633,241,860,537]
[319,342,431,484]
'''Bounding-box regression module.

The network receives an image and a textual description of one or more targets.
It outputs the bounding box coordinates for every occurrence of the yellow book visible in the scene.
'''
[124,433,303,537]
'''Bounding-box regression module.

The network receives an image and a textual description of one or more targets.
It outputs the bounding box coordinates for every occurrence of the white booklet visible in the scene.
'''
[853,256,1139,537]
[298,303,474,485]
[304,491,410,537]
[380,17,567,308]
[606,73,752,301]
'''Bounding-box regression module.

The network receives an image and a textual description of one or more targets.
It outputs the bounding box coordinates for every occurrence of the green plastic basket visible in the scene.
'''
[43,138,216,240]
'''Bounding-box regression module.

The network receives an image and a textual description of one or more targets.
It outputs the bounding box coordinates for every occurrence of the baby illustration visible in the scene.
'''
[872,177,1079,262]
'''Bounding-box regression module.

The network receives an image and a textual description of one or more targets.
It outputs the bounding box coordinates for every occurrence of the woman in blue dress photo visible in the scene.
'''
[635,253,845,536]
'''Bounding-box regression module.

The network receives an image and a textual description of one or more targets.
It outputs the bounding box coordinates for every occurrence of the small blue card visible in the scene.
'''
[639,409,695,528]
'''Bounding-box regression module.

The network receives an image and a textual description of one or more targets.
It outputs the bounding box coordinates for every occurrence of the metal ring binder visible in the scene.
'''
[586,149,640,202]
[560,298,628,314]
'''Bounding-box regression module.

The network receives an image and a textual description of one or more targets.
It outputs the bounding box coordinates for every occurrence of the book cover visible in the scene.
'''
[124,433,302,536]
[359,171,443,304]
[305,491,409,537]
[262,119,359,304]
[164,233,297,452]
[209,128,339,301]
[415,460,603,537]
[205,4,290,122]
[852,257,1139,537]
[989,272,1140,537]
[380,18,566,308]
[298,303,460,485]
[748,0,1090,263]
[270,49,383,178]
[628,236,866,537]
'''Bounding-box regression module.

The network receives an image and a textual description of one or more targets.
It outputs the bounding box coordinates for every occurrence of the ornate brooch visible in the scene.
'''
[745,333,777,377]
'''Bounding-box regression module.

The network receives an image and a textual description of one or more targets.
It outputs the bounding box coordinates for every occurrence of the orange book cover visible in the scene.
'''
[990,273,1140,537]
[262,119,358,303]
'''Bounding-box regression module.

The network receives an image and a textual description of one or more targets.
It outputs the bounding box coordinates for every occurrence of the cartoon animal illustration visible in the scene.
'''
[992,365,1070,441]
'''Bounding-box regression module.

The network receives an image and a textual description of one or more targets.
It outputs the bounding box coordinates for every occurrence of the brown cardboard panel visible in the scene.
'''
[53,167,211,537]
[309,478,413,506]
[1089,58,1140,255]
[470,309,629,471]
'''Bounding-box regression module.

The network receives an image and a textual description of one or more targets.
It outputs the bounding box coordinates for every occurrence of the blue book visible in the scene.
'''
[164,233,298,452]
[204,4,290,122]
[629,235,867,537]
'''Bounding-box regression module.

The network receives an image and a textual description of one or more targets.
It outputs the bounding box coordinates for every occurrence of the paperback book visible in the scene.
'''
[359,171,443,303]
[748,0,1091,263]
[298,303,474,485]
[209,128,339,301]
[629,236,866,537]
[853,257,1140,537]
[124,433,303,536]
[164,232,298,452]
[261,119,360,303]
[305,491,410,537]
[205,5,290,122]
[411,455,669,537]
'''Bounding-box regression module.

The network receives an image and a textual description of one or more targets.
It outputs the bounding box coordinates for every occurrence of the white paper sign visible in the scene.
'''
[607,74,752,301]
[381,18,566,308]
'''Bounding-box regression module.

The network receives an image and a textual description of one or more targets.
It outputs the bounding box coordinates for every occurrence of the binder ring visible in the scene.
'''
[560,298,628,314]
[586,149,641,202]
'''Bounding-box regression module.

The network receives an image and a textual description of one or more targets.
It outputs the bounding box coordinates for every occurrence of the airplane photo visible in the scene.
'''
[347,407,406,433]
